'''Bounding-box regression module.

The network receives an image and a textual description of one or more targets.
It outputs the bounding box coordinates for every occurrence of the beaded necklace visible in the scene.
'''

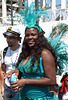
[10,46,20,70]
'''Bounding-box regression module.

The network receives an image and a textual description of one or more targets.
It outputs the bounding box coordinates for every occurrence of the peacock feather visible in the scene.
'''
[47,23,68,75]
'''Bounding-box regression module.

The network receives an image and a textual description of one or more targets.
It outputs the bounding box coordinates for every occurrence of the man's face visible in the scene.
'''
[6,36,18,47]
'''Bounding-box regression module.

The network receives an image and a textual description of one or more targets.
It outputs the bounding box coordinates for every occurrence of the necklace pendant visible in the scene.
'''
[12,63,16,70]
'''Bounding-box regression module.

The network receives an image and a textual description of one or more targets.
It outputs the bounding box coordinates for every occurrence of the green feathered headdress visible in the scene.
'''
[14,1,49,33]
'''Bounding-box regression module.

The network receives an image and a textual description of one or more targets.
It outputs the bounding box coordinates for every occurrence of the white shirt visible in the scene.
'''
[4,45,21,86]
[62,93,68,100]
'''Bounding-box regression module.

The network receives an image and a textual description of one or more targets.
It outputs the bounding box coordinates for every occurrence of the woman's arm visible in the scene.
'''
[0,69,5,96]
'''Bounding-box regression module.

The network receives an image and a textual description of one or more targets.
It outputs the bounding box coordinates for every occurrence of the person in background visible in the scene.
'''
[58,72,68,100]
[1,27,22,100]
[0,51,2,77]
[5,24,58,100]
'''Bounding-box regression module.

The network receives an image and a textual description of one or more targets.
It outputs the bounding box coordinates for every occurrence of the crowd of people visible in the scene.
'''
[0,1,68,100]
[0,24,67,100]
[0,25,57,100]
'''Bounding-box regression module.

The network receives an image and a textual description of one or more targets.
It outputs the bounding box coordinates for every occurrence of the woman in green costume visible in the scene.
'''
[5,24,58,100]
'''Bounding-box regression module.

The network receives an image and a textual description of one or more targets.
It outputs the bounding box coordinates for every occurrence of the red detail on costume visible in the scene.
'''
[60,76,68,93]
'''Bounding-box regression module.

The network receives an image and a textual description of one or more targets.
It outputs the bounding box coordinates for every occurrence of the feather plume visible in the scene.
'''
[47,23,68,75]
[14,1,49,25]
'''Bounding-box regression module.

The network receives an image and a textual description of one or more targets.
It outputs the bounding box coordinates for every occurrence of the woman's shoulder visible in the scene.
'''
[41,49,52,57]
[41,49,54,61]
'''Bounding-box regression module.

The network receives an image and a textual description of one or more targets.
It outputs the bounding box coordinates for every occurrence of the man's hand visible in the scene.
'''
[4,69,19,79]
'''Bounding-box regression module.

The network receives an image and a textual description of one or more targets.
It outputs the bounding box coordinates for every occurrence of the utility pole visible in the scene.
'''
[35,0,38,10]
[11,0,13,25]
[35,0,39,24]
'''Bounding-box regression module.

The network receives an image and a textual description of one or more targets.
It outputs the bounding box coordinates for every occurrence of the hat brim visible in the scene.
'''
[3,31,17,37]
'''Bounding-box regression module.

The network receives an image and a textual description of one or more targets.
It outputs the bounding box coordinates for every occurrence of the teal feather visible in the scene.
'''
[14,1,49,25]
[47,24,68,75]
[56,45,68,51]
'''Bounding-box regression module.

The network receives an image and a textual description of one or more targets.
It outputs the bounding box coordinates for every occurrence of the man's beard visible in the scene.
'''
[8,44,13,47]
